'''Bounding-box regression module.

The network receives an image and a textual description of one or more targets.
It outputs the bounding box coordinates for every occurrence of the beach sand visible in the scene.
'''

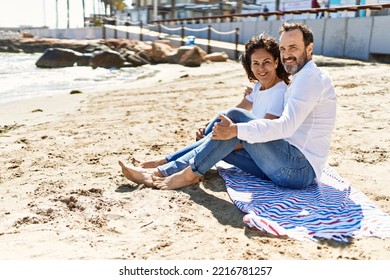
[0,56,389,260]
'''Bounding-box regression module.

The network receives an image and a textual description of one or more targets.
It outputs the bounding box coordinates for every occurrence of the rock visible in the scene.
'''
[169,46,203,67]
[195,45,208,61]
[21,32,34,38]
[122,50,150,67]
[149,41,175,64]
[83,43,112,54]
[76,53,93,66]
[70,90,82,94]
[35,48,82,68]
[19,38,90,53]
[0,45,21,53]
[204,52,229,62]
[89,50,125,69]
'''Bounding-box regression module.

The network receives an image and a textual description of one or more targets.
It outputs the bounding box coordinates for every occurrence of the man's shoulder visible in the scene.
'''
[301,61,331,79]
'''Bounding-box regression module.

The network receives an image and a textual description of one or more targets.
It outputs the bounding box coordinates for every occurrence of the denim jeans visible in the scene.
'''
[165,115,220,162]
[158,108,316,189]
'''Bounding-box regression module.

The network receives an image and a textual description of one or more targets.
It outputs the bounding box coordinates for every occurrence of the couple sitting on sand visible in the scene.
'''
[119,21,337,191]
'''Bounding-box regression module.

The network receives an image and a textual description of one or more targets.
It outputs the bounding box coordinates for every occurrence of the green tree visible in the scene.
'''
[103,0,127,16]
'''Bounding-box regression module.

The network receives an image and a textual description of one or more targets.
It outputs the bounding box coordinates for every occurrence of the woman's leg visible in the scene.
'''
[161,108,315,189]
[157,109,256,177]
[157,135,212,177]
[141,115,221,168]
[164,116,220,162]
[154,109,258,189]
[189,139,315,189]
[165,137,207,162]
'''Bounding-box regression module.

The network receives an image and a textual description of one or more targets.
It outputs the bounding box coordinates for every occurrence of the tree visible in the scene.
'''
[101,0,127,16]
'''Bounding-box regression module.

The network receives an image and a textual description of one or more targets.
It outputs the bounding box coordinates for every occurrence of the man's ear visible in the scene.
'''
[307,43,314,56]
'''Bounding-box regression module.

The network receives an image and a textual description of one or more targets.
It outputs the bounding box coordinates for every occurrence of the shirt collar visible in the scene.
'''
[290,60,316,81]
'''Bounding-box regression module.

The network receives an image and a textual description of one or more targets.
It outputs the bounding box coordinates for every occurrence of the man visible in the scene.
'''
[122,22,337,190]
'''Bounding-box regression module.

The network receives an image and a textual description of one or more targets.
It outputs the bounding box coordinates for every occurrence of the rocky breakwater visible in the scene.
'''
[0,37,229,68]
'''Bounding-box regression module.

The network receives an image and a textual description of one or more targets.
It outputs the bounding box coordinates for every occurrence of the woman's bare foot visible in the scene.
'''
[118,160,161,187]
[153,166,200,190]
[140,158,167,168]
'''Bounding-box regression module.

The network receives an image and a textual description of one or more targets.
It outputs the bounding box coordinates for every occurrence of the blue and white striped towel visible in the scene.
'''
[217,163,390,242]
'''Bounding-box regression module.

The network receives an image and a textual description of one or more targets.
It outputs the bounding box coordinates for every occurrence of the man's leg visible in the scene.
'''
[242,140,316,188]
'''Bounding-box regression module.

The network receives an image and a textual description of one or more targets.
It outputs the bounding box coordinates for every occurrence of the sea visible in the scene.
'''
[0,52,156,106]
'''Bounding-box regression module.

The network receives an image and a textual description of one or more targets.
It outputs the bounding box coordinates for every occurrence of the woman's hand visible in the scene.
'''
[211,115,238,140]
[195,127,205,141]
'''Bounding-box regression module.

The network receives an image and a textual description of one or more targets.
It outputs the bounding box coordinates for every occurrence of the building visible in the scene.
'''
[116,0,237,24]
[115,0,389,24]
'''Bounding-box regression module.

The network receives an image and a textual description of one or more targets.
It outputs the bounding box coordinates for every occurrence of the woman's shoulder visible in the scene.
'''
[271,81,288,93]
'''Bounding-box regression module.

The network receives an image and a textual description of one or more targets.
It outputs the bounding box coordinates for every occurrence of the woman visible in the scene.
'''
[119,33,289,188]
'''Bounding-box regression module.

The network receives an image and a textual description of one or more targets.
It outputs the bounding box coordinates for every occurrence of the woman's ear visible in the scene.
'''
[275,58,279,69]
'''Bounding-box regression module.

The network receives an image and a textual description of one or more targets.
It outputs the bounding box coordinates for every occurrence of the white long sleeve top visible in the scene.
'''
[237,60,337,181]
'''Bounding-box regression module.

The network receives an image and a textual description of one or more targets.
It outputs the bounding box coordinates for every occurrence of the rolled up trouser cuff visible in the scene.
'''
[189,157,204,177]
[157,166,169,177]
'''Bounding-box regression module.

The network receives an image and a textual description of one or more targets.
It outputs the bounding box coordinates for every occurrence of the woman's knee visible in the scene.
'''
[225,108,254,123]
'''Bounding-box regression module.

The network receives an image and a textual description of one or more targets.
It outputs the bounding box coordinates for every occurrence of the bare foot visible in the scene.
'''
[118,160,159,187]
[140,158,167,168]
[153,166,200,190]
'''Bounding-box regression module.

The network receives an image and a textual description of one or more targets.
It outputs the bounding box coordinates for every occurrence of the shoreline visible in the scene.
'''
[1,61,233,126]
[1,57,390,260]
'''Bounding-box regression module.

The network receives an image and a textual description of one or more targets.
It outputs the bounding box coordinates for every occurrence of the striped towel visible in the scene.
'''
[217,163,390,242]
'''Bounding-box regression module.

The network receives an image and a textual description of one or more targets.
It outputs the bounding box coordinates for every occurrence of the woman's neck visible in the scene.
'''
[261,76,282,90]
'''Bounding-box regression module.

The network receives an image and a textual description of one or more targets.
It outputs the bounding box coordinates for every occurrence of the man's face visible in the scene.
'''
[279,29,313,75]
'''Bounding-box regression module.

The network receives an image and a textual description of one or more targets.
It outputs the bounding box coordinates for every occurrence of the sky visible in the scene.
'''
[0,0,133,28]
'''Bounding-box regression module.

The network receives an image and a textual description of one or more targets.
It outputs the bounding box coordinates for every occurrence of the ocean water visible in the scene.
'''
[0,52,154,106]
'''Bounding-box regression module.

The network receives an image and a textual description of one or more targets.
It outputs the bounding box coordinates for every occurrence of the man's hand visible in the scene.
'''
[211,115,238,140]
[243,86,252,96]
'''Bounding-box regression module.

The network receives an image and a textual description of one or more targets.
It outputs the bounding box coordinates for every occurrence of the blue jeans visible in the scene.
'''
[158,108,316,189]
[165,115,220,162]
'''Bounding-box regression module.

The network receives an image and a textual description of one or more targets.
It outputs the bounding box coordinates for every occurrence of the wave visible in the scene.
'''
[0,52,153,106]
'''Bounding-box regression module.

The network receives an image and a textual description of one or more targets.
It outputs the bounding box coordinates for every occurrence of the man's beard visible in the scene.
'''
[282,51,308,75]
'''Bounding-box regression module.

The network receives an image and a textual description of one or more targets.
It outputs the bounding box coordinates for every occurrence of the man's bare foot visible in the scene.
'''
[140,158,167,168]
[118,160,161,187]
[153,166,200,190]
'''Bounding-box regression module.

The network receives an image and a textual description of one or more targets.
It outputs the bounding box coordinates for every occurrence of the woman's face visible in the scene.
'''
[250,48,278,85]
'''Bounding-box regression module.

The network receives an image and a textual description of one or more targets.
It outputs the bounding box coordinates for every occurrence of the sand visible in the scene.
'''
[0,56,389,260]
